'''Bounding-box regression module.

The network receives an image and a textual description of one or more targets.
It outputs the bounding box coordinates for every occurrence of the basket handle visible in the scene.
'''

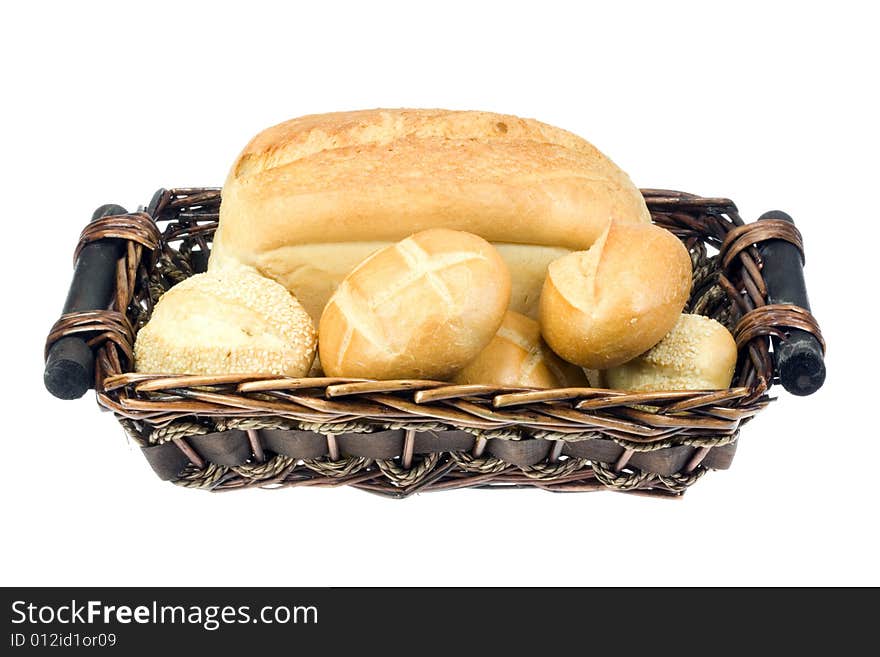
[756,211,826,395]
[43,204,128,399]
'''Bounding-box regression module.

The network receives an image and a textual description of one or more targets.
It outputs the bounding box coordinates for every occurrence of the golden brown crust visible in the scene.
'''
[539,221,692,369]
[231,108,628,179]
[603,314,737,391]
[318,229,510,380]
[221,137,645,251]
[452,311,587,388]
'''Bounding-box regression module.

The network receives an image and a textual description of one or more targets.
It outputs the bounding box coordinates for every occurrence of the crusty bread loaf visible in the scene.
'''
[604,314,737,391]
[210,108,650,321]
[318,229,510,380]
[539,220,692,369]
[452,311,587,388]
[134,267,316,376]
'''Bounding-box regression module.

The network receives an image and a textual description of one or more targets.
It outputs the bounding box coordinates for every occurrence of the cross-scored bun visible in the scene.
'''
[318,228,510,380]
[539,220,692,369]
[134,267,316,376]
[452,311,587,388]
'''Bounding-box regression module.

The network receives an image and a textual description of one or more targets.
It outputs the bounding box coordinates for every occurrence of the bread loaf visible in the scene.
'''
[318,229,510,380]
[539,220,692,369]
[134,267,316,376]
[210,108,650,321]
[452,311,587,388]
[604,314,737,391]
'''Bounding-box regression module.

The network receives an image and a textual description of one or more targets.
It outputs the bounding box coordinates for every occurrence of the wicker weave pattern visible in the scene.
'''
[45,187,824,497]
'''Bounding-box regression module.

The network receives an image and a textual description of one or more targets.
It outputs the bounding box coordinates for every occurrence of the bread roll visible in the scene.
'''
[604,314,737,391]
[539,220,692,369]
[319,229,510,380]
[210,108,650,321]
[134,267,316,376]
[453,311,587,388]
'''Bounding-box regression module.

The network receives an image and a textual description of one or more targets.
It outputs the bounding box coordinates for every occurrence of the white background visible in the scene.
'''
[2,1,877,587]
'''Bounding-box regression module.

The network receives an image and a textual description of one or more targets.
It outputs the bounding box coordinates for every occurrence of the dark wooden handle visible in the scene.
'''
[44,204,128,399]
[757,211,825,396]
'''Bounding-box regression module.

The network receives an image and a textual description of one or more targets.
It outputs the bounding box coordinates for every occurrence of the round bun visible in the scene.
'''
[539,220,692,369]
[604,314,737,391]
[210,108,650,321]
[453,311,587,388]
[318,229,510,379]
[134,267,316,376]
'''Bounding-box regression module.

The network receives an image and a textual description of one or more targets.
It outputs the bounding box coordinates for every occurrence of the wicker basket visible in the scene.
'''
[44,187,825,497]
